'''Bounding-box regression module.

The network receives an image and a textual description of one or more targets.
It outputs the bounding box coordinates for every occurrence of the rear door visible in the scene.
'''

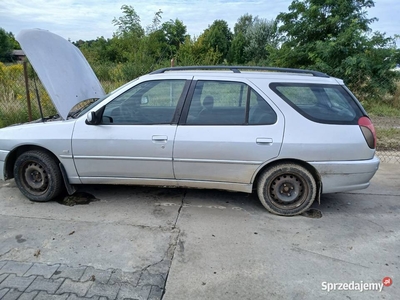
[173,78,285,184]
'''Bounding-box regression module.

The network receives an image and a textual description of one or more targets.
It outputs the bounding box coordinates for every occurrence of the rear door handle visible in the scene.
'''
[152,135,168,143]
[256,138,273,145]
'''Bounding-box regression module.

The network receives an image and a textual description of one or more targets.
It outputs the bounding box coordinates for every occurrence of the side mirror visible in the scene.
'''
[85,111,97,125]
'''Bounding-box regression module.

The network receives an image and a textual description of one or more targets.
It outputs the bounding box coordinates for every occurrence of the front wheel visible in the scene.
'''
[14,150,63,202]
[257,163,317,216]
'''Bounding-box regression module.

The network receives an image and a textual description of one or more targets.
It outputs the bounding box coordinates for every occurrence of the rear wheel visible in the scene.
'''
[14,150,63,202]
[257,163,317,216]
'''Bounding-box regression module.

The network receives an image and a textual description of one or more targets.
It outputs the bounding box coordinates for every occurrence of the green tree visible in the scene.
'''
[146,9,163,34]
[109,5,149,65]
[277,0,376,47]
[234,13,254,36]
[229,15,278,64]
[0,28,12,62]
[229,32,247,64]
[243,17,277,64]
[201,20,233,63]
[7,32,20,50]
[112,5,144,38]
[269,0,399,101]
[161,19,187,56]
[177,35,222,66]
[229,14,254,64]
[78,37,118,63]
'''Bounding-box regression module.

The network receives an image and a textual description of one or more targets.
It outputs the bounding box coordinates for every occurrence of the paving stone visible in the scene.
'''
[35,291,69,300]
[117,284,151,300]
[108,270,141,285]
[52,265,86,281]
[138,270,165,288]
[0,274,36,291]
[25,263,60,279]
[0,261,32,276]
[18,291,40,300]
[0,273,8,283]
[66,294,100,300]
[56,279,93,297]
[86,281,120,299]
[26,276,64,294]
[81,267,112,284]
[0,288,10,298]
[148,286,163,300]
[1,288,22,300]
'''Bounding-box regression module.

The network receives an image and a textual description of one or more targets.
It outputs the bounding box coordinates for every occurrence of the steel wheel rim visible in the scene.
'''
[21,161,49,195]
[268,173,308,209]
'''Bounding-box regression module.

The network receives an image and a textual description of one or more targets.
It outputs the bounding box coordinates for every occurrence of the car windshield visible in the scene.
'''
[68,78,139,119]
[67,96,107,119]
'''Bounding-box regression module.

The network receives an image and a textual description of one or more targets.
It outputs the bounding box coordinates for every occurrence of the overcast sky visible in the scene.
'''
[0,0,399,43]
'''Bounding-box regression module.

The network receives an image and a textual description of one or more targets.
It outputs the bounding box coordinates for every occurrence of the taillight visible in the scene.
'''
[358,116,376,149]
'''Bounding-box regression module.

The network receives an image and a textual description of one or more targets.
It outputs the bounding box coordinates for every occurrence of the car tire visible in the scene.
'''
[14,150,63,202]
[257,163,317,216]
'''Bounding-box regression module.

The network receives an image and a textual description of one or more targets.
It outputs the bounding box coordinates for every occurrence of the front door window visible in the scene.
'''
[102,80,187,124]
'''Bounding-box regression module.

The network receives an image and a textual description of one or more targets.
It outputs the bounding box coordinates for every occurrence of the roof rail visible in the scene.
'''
[149,66,329,78]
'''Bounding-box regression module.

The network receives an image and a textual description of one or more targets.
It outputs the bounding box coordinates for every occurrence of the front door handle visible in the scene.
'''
[256,138,273,145]
[152,135,168,143]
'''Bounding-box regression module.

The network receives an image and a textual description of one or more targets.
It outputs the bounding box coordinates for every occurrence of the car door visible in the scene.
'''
[173,78,284,184]
[72,79,190,182]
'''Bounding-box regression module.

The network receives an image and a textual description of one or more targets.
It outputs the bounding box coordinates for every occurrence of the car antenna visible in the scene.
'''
[31,65,45,122]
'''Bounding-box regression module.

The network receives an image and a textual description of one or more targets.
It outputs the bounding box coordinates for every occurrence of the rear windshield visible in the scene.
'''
[270,83,364,124]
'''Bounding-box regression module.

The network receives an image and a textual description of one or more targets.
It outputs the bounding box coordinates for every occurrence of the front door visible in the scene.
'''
[72,79,189,181]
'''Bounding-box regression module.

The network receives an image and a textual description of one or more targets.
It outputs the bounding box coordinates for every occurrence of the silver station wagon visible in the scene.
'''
[0,29,379,216]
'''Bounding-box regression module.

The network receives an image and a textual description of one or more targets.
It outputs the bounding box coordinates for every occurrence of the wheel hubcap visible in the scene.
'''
[23,162,48,192]
[269,174,306,208]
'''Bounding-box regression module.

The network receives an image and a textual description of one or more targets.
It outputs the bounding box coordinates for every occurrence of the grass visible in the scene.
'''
[364,102,400,117]
[375,127,400,151]
[363,80,400,117]
[0,62,57,127]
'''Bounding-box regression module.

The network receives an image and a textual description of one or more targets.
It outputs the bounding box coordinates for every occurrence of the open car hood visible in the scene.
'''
[17,29,105,120]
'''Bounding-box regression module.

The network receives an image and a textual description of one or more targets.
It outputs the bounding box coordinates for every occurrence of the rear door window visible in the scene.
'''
[185,80,277,125]
[270,83,363,124]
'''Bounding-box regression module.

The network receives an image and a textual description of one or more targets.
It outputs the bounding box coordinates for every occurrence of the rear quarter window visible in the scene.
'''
[270,83,364,124]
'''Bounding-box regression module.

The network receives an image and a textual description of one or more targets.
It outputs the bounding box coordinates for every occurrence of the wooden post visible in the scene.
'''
[23,61,33,121]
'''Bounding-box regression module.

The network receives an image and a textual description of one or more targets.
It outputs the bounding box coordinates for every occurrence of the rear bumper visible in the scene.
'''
[309,156,380,194]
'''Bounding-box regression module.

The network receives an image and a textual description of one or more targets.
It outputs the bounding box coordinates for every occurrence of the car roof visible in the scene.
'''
[150,66,329,77]
[146,66,343,84]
